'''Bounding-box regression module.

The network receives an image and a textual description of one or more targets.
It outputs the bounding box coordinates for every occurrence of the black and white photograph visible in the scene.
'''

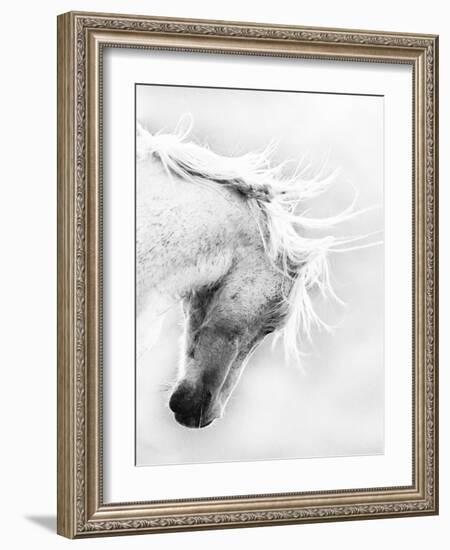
[135,83,384,467]
[1,0,442,544]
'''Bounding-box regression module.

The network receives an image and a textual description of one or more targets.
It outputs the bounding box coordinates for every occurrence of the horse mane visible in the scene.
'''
[137,114,379,362]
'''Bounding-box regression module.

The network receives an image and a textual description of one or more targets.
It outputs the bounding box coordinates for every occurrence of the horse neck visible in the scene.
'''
[136,156,258,309]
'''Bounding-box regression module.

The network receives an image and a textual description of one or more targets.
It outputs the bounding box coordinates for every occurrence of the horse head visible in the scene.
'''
[169,252,292,428]
[137,119,380,429]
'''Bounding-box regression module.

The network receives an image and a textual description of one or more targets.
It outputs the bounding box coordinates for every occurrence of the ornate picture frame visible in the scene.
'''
[57,11,438,538]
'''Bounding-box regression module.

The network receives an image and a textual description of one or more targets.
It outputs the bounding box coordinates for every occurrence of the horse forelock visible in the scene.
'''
[137,116,379,363]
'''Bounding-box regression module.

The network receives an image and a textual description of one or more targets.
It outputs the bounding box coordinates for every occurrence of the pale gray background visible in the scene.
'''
[136,84,384,466]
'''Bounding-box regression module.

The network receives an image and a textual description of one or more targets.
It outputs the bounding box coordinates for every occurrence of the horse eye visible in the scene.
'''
[207,281,222,294]
[261,325,275,336]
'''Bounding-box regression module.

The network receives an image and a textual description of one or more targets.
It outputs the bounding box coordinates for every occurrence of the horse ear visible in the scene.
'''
[136,122,148,136]
[136,122,155,161]
[174,113,194,141]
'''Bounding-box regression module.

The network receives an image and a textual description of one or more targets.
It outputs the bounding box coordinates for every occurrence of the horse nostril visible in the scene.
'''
[168,381,198,415]
[168,383,213,418]
[168,388,187,415]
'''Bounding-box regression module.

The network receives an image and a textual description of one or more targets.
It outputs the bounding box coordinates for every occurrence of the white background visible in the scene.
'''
[104,52,412,502]
[0,0,446,548]
[134,85,386,468]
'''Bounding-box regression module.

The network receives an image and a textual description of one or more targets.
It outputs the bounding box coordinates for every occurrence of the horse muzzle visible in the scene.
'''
[174,412,215,429]
[169,381,216,429]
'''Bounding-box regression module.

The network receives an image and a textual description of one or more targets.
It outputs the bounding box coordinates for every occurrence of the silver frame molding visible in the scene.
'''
[57,11,439,538]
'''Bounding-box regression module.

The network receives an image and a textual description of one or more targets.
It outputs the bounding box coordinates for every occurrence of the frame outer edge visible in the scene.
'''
[62,10,438,40]
[432,35,439,515]
[57,12,77,539]
[56,10,439,537]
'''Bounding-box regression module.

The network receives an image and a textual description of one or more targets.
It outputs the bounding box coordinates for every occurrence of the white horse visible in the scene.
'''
[137,116,378,429]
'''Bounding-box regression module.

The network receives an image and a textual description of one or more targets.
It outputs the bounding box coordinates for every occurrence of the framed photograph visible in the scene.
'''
[57,11,439,538]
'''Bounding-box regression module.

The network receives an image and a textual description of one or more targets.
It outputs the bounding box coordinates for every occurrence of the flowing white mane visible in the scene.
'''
[137,115,379,361]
